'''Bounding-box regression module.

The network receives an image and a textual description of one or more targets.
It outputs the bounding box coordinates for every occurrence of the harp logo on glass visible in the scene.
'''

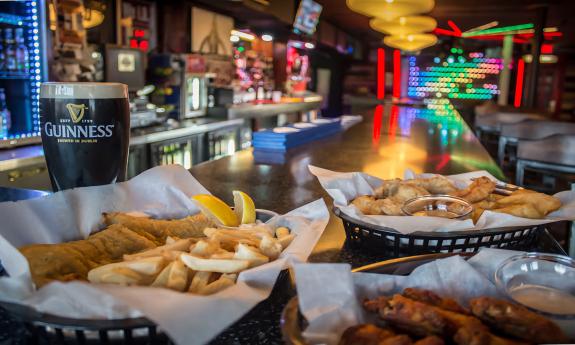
[43,103,114,140]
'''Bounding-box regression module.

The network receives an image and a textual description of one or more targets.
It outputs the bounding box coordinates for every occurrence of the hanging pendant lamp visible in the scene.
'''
[347,0,435,21]
[383,33,438,52]
[370,16,436,36]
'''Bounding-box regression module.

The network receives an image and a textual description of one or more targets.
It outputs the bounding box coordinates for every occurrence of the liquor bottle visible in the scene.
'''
[0,29,5,72]
[0,88,9,137]
[14,28,29,73]
[4,29,16,72]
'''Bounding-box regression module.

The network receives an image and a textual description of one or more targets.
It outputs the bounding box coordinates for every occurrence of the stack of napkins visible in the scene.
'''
[252,118,342,151]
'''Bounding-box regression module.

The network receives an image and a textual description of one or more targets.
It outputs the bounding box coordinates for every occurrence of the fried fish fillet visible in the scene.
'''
[103,212,213,242]
[20,224,157,287]
[469,297,568,344]
[20,213,213,288]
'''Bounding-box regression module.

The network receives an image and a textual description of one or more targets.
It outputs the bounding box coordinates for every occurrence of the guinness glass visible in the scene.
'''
[40,83,130,191]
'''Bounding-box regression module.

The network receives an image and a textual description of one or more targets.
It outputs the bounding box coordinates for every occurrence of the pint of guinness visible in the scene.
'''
[40,83,130,191]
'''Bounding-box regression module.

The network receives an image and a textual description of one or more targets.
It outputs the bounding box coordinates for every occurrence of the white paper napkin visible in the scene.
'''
[309,165,575,234]
[294,248,574,344]
[0,165,330,345]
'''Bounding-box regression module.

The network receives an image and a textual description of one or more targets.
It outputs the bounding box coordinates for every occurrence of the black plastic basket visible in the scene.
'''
[0,301,166,345]
[334,207,544,257]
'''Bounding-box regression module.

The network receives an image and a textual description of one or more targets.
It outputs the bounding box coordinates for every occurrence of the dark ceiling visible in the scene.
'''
[315,0,575,50]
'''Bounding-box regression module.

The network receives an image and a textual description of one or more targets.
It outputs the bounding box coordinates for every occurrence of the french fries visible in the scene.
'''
[123,238,195,261]
[87,220,294,295]
[180,254,250,273]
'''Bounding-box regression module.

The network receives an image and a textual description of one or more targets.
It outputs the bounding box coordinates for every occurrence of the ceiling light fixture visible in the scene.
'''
[261,34,273,41]
[347,0,434,21]
[384,33,437,52]
[370,15,436,36]
[230,29,255,41]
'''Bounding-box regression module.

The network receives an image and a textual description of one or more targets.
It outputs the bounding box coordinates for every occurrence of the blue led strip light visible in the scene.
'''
[407,52,503,100]
[2,1,42,140]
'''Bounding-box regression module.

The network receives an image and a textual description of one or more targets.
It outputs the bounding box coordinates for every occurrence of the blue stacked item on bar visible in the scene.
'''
[252,118,342,152]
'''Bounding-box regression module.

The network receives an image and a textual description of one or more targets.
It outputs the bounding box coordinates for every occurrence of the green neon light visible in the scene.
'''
[462,23,533,37]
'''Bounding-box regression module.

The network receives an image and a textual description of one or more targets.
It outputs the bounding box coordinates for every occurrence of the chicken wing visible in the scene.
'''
[339,324,397,345]
[364,294,465,337]
[365,294,528,345]
[402,288,469,314]
[454,325,527,345]
[469,297,568,344]
[414,336,445,345]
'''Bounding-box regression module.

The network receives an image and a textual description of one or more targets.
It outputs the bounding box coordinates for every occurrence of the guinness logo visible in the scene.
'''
[66,103,88,123]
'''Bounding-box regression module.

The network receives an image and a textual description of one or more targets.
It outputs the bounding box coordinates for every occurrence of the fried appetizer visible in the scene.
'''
[353,184,428,216]
[469,297,568,344]
[365,294,483,337]
[103,212,214,242]
[450,177,496,203]
[364,294,528,345]
[490,190,561,219]
[414,336,445,345]
[402,288,469,314]
[339,324,444,345]
[392,184,429,203]
[353,195,386,215]
[471,190,561,220]
[20,224,158,287]
[406,176,458,195]
[374,179,403,199]
[453,325,527,345]
[339,324,397,345]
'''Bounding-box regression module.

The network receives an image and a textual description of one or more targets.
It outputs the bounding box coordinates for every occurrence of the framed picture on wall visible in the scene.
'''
[191,7,233,56]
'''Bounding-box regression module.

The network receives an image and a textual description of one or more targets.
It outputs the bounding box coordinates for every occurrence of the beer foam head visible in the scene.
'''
[40,82,128,99]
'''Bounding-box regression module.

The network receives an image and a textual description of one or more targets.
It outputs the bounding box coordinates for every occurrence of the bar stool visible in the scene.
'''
[474,100,499,117]
[516,134,575,191]
[498,120,575,167]
[475,112,546,138]
[475,112,546,157]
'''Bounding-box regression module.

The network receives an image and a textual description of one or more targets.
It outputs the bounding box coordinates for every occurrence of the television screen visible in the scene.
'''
[293,0,322,35]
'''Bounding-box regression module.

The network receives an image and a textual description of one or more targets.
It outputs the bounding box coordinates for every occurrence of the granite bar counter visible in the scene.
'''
[208,96,323,120]
[191,102,507,263]
[0,101,567,345]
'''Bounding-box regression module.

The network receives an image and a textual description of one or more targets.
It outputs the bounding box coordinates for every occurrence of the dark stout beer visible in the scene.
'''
[40,83,130,191]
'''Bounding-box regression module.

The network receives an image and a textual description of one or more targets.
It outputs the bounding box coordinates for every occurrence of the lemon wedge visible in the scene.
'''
[233,190,256,224]
[192,194,239,227]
